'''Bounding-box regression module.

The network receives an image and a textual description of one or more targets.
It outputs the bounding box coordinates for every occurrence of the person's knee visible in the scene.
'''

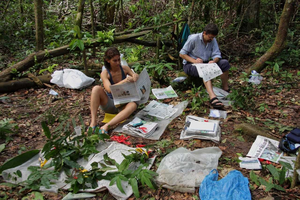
[92,85,104,94]
[127,102,138,112]
[219,59,230,72]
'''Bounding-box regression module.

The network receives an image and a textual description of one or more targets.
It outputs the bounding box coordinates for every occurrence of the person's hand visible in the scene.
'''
[208,60,215,63]
[194,58,203,63]
[132,73,139,82]
[126,76,134,83]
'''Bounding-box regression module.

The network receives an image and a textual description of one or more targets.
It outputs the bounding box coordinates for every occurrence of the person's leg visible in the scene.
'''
[90,85,109,127]
[184,63,223,106]
[217,59,230,91]
[101,102,137,131]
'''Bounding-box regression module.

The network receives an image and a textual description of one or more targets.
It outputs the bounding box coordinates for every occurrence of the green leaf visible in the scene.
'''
[279,168,286,185]
[41,176,51,189]
[265,183,274,192]
[77,40,84,51]
[109,177,118,186]
[129,178,140,198]
[250,171,260,185]
[279,161,293,170]
[77,174,84,184]
[63,159,80,169]
[16,170,22,177]
[41,121,51,139]
[273,184,286,192]
[118,159,130,172]
[22,191,44,200]
[266,165,279,181]
[0,150,40,173]
[116,177,126,194]
[0,143,5,152]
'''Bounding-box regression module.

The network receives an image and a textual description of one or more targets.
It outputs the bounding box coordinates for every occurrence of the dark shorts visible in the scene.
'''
[183,59,230,77]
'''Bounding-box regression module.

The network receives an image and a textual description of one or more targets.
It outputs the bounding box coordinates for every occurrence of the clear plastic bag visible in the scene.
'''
[199,169,251,200]
[156,147,222,193]
[248,70,263,85]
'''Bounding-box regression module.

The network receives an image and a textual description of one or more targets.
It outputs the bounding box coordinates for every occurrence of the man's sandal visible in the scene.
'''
[210,97,224,109]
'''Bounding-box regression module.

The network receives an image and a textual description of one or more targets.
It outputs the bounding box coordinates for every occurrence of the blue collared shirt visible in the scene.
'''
[179,32,222,64]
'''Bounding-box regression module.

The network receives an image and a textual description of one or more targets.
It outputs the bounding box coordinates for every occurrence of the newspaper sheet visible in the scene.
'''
[110,68,151,105]
[239,157,262,169]
[143,100,178,119]
[193,63,223,82]
[247,135,283,163]
[152,85,178,99]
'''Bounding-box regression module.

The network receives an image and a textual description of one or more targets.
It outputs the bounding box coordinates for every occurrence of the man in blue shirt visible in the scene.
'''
[179,23,230,109]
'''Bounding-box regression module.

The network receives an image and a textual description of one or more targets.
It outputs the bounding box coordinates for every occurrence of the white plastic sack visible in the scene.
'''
[50,69,95,89]
[156,147,222,193]
[248,70,263,85]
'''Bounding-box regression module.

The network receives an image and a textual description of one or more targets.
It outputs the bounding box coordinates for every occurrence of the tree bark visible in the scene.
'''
[89,0,96,56]
[291,148,300,188]
[75,0,85,28]
[0,75,51,93]
[188,0,195,26]
[34,0,44,51]
[247,0,296,74]
[0,31,152,82]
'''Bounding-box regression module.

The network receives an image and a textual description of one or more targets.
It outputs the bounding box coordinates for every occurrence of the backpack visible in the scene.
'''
[278,128,300,153]
[177,22,190,50]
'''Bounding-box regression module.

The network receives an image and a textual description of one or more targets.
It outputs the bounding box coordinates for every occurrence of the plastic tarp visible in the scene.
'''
[114,101,188,140]
[199,169,251,200]
[156,147,222,193]
[2,142,155,200]
[50,69,95,89]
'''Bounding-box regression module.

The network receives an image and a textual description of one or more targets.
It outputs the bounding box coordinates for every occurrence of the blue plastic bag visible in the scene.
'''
[199,169,251,200]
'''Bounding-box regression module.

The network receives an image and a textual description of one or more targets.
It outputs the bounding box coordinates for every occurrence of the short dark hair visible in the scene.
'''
[104,47,120,70]
[204,23,218,35]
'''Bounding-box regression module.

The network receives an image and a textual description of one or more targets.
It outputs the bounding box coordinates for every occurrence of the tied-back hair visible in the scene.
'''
[204,23,219,36]
[104,47,120,70]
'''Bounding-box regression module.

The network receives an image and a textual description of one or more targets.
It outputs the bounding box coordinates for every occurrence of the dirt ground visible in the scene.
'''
[0,65,300,199]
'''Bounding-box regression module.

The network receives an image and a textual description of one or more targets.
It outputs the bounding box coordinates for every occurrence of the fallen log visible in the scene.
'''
[0,30,152,82]
[0,75,52,93]
[234,123,280,141]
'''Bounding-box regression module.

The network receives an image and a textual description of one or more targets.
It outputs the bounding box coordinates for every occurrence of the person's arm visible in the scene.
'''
[209,39,221,63]
[179,34,203,63]
[180,54,203,63]
[123,65,139,82]
[101,70,131,93]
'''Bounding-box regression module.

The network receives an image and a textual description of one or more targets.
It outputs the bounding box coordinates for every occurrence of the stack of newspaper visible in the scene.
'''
[143,100,178,119]
[122,117,158,138]
[180,115,221,142]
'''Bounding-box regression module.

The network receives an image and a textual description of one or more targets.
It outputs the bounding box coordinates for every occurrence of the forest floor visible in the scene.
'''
[0,58,300,200]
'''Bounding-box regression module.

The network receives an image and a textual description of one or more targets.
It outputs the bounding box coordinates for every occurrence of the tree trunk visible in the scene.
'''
[0,31,152,82]
[89,0,96,57]
[34,0,44,51]
[291,148,300,188]
[0,75,51,93]
[247,0,296,74]
[120,0,124,30]
[75,0,85,28]
[188,0,195,26]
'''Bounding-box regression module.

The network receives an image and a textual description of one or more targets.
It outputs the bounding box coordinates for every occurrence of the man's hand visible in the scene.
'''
[208,61,215,63]
[194,58,203,63]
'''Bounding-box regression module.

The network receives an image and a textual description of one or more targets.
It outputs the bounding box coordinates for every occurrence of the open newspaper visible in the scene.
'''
[247,135,283,163]
[193,63,223,82]
[110,68,151,106]
[152,85,178,99]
